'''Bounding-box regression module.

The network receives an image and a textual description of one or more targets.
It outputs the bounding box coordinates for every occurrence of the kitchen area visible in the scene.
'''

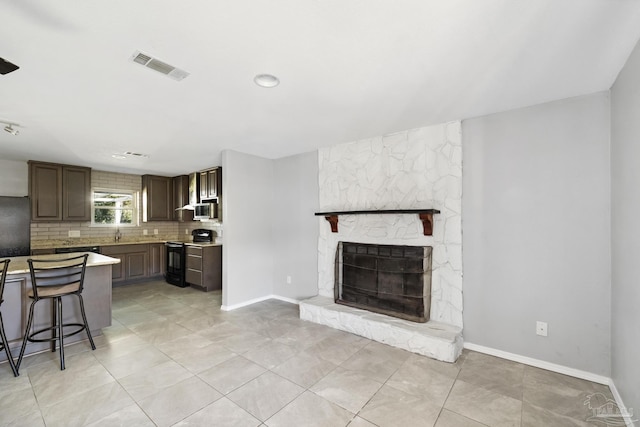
[26,162,224,291]
[0,161,225,362]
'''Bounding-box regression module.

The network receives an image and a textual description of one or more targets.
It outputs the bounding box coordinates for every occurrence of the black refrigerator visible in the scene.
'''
[0,196,30,257]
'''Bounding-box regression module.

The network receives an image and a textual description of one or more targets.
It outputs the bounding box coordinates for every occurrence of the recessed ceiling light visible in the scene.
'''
[254,74,280,88]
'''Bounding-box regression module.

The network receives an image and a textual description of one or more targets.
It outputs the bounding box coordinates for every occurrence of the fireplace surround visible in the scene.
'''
[302,121,463,362]
[335,242,432,323]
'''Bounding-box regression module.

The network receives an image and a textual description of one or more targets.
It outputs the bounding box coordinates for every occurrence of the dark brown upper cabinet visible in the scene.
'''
[199,167,221,201]
[142,175,173,222]
[29,161,91,222]
[172,175,193,222]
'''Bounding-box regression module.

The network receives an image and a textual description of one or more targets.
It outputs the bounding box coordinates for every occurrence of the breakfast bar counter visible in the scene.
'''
[1,252,120,363]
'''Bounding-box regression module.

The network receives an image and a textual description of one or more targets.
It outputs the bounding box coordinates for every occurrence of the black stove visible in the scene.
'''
[165,241,187,287]
[165,229,213,288]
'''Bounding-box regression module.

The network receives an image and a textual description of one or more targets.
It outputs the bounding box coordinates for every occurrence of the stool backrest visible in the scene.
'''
[0,259,9,304]
[27,254,89,299]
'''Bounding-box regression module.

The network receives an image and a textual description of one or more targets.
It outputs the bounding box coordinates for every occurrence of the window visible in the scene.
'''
[92,189,138,226]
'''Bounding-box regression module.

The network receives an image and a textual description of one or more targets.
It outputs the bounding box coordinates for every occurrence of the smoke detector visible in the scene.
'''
[131,51,189,81]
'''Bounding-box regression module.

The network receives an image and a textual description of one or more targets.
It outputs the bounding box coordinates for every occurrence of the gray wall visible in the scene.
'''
[462,92,612,376]
[611,38,640,416]
[0,159,28,196]
[221,149,319,307]
[221,150,275,307]
[272,151,319,300]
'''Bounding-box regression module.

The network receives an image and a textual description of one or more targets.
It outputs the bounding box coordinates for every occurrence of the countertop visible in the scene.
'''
[4,252,121,275]
[31,238,223,250]
[182,242,221,248]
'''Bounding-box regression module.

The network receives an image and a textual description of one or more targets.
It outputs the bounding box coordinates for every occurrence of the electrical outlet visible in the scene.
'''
[68,230,80,238]
[143,229,148,235]
[154,229,158,235]
[536,321,548,337]
[286,276,292,284]
[185,229,189,235]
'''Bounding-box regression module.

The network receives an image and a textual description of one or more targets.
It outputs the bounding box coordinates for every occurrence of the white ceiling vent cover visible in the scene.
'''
[131,51,189,81]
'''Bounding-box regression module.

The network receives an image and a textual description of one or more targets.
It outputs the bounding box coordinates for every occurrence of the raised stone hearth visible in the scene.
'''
[300,296,463,363]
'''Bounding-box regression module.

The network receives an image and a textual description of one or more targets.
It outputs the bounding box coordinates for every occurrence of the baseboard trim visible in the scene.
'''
[270,295,300,305]
[608,379,636,427]
[463,342,610,385]
[221,294,300,311]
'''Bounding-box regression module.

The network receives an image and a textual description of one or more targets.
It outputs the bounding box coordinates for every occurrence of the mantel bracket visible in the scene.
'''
[324,215,339,233]
[418,212,435,236]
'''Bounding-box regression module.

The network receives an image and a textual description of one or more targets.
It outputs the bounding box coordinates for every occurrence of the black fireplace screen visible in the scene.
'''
[335,242,432,323]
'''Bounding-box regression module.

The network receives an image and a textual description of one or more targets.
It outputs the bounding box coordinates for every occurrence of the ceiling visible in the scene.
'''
[1,0,640,176]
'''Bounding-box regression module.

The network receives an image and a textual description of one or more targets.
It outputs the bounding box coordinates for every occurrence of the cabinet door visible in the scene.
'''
[142,175,173,221]
[110,254,126,283]
[149,243,165,276]
[199,171,209,201]
[126,252,148,280]
[185,246,203,286]
[63,166,91,221]
[206,169,217,199]
[29,162,62,221]
[172,175,192,222]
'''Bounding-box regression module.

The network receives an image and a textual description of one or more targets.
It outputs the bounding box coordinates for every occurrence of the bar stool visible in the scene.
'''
[17,254,96,371]
[0,259,19,377]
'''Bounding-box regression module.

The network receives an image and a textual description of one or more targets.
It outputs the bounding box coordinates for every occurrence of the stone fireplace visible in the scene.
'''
[335,242,432,323]
[300,121,464,362]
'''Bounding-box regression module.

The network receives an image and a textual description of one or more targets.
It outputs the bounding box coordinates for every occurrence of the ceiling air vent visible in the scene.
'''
[131,51,189,81]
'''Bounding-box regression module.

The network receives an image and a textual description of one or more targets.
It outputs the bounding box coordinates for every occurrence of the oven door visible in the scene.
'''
[165,242,187,287]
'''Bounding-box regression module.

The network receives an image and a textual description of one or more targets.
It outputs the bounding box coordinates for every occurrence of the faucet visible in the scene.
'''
[115,227,122,243]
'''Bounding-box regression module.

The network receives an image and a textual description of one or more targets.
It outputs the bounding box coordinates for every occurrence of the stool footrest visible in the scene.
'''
[26,323,88,343]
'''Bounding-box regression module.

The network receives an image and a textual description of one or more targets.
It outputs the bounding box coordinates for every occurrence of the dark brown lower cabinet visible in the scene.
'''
[185,245,222,291]
[149,243,165,276]
[101,243,163,285]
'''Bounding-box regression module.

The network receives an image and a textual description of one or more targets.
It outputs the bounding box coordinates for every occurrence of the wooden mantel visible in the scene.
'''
[314,209,441,236]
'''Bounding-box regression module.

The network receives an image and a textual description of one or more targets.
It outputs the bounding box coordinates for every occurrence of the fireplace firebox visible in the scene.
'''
[335,242,432,323]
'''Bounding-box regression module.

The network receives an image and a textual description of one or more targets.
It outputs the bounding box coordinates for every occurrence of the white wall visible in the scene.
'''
[272,151,319,300]
[0,159,28,196]
[462,92,611,376]
[221,150,275,308]
[611,37,640,418]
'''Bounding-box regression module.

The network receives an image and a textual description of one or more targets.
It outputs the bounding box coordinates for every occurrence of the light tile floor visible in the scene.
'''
[0,281,614,426]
